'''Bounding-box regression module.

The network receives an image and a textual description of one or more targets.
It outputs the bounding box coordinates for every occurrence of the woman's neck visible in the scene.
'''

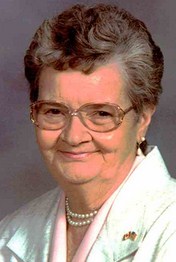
[64,167,132,213]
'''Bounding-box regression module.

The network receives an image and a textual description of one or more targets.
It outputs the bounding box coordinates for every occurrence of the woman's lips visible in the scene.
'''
[58,151,97,160]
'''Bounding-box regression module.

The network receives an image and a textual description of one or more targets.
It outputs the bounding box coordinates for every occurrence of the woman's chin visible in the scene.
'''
[45,153,103,186]
[50,163,100,186]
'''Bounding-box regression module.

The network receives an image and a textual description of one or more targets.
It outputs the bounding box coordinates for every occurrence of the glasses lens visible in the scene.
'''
[31,102,69,130]
[81,104,123,132]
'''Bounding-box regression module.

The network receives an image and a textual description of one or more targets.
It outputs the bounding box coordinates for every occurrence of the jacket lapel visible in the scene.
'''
[87,146,170,261]
[87,180,147,261]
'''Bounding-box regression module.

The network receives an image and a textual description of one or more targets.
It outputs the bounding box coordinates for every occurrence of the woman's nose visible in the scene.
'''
[59,115,92,146]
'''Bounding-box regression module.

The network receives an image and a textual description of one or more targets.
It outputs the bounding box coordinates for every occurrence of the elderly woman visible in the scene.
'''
[0,3,176,262]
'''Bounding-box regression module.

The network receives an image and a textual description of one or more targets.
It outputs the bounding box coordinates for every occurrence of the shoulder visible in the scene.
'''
[135,197,176,261]
[135,146,176,206]
[145,177,176,229]
[137,148,176,254]
[0,188,60,239]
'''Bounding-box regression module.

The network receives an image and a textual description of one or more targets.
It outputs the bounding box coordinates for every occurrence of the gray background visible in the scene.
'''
[0,0,175,220]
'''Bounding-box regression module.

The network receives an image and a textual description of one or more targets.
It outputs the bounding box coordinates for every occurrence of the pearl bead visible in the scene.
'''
[65,197,98,227]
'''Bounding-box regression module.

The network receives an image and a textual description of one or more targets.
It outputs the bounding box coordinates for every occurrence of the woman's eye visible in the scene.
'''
[94,111,112,117]
[99,111,111,116]
[44,108,61,115]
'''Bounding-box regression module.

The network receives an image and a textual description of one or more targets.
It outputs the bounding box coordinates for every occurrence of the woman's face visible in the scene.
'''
[35,64,151,188]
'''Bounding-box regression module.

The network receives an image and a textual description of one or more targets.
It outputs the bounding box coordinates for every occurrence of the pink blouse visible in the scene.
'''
[50,154,145,262]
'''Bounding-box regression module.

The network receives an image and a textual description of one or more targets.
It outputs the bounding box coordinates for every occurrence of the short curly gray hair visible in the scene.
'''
[24,4,164,113]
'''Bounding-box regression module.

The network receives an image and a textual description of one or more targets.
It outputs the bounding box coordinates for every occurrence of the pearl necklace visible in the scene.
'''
[65,197,98,227]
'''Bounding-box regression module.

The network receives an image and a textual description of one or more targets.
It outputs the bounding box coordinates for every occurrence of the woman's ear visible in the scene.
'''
[137,106,156,141]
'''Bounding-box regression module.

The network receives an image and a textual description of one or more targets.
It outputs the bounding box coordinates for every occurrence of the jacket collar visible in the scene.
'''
[87,146,171,261]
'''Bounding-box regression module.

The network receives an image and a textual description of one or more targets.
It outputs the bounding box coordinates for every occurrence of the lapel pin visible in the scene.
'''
[122,231,137,241]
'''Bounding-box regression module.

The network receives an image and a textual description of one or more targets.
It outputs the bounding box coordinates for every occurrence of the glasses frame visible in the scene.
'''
[30,100,134,132]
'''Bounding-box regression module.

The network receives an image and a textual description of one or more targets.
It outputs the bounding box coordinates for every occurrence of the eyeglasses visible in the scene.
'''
[30,100,134,132]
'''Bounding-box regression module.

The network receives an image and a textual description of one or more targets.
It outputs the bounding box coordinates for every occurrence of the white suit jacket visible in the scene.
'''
[0,146,176,262]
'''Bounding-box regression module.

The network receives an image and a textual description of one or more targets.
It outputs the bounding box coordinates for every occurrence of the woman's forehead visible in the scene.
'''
[38,64,129,106]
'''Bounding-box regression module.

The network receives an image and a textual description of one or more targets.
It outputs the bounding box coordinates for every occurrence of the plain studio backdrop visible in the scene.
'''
[0,0,175,220]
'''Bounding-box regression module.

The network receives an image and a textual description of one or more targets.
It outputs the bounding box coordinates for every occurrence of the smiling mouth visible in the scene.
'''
[59,151,97,160]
